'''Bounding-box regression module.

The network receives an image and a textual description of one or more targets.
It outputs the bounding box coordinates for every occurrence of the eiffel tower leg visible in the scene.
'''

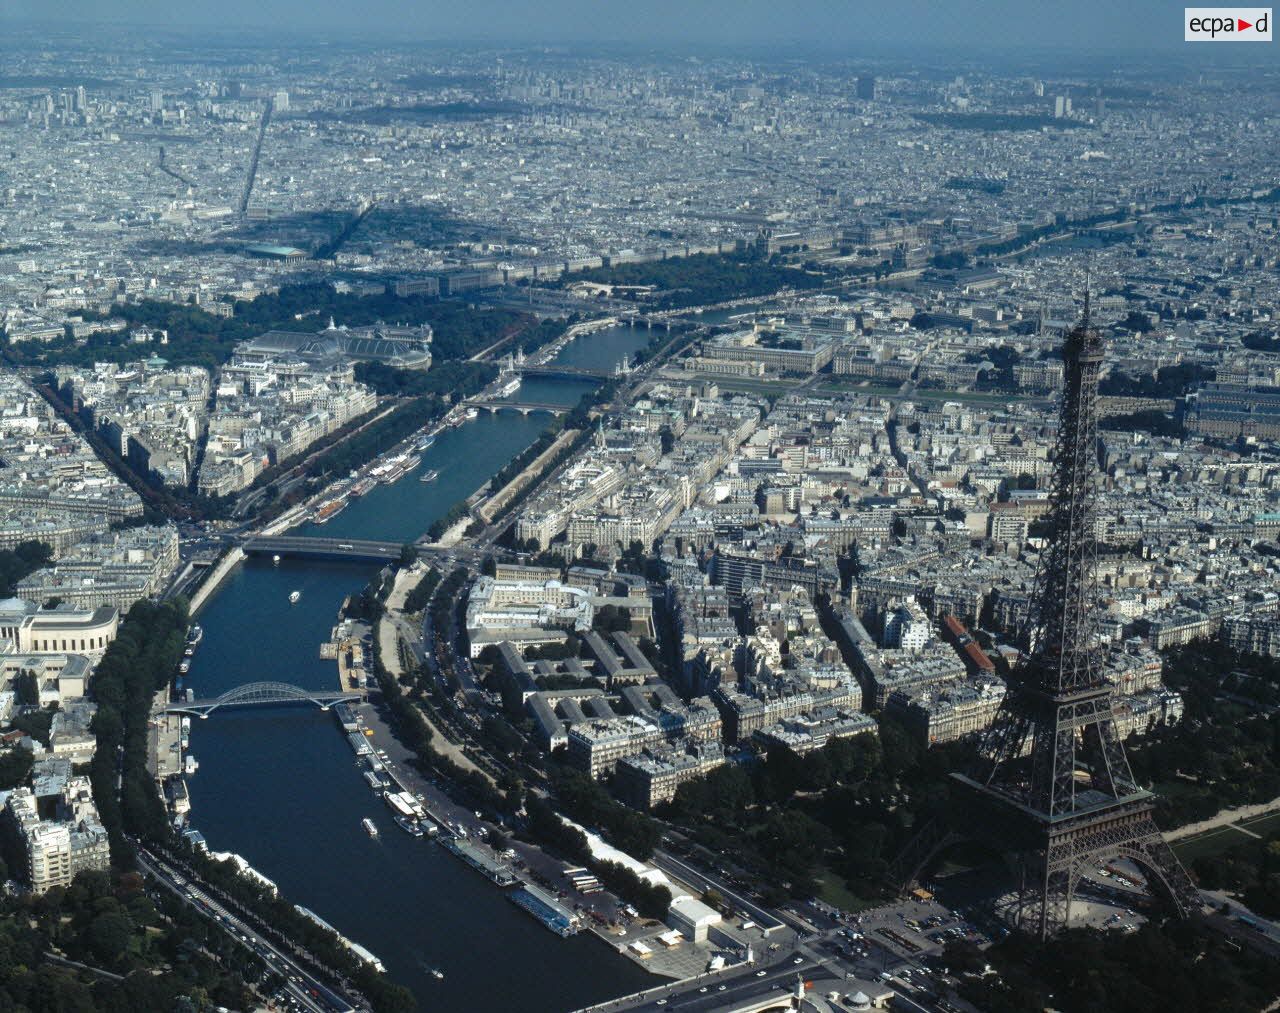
[1062,810,1201,926]
[1117,817,1201,917]
[1030,834,1074,939]
[1008,850,1048,939]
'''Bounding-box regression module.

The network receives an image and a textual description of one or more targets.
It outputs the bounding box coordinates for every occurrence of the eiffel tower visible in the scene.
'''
[945,293,1201,939]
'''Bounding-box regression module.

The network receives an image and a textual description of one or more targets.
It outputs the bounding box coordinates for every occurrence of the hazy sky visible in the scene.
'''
[2,0,1215,51]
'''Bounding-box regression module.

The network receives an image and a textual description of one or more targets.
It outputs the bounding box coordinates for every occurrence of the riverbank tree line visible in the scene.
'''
[524,795,671,920]
[89,598,190,862]
[555,249,828,310]
[0,867,257,1013]
[0,601,279,1003]
[367,570,509,819]
[302,375,489,484]
[179,846,416,1013]
[430,373,620,544]
[81,597,417,1013]
[402,567,441,614]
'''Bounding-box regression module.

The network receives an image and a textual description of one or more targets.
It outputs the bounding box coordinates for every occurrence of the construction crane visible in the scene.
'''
[238,97,273,219]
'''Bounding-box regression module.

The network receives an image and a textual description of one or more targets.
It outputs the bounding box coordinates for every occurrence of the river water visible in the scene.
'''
[185,325,658,1012]
[296,410,553,542]
[550,323,652,373]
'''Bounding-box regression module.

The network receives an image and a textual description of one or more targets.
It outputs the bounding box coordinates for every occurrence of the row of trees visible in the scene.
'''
[426,500,470,542]
[0,540,54,596]
[371,571,510,820]
[952,921,1277,1012]
[402,567,441,614]
[487,426,564,494]
[524,795,671,919]
[301,389,477,484]
[434,360,631,541]
[1126,644,1280,830]
[79,596,418,1010]
[663,722,958,903]
[512,316,574,357]
[487,426,594,526]
[548,767,662,860]
[353,358,495,398]
[89,598,191,861]
[0,600,291,1011]
[3,278,549,383]
[558,249,828,310]
[0,868,256,1013]
[426,422,581,543]
[181,846,416,1013]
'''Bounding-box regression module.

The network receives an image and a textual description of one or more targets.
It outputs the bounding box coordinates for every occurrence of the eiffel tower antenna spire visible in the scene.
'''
[1083,261,1091,329]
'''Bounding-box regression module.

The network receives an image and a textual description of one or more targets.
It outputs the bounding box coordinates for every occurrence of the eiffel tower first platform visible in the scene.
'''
[904,296,1201,939]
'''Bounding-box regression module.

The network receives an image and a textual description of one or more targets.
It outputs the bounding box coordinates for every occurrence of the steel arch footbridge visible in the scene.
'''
[161,681,362,718]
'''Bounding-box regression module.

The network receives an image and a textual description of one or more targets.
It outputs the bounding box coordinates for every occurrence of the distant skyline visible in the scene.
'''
[0,0,1254,52]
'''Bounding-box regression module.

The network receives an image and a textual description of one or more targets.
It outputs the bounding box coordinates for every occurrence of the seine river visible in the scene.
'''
[183,325,656,1012]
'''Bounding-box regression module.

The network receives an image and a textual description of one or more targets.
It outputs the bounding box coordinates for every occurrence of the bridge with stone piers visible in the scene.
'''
[519,365,610,380]
[244,535,405,563]
[462,398,568,416]
[160,681,362,718]
[243,534,472,559]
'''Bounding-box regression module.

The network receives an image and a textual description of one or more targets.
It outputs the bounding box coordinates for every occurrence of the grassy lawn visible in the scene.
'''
[1238,810,1280,838]
[818,379,902,394]
[1172,812,1280,864]
[1173,826,1256,864]
[909,388,1033,406]
[814,379,1033,407]
[1152,779,1201,801]
[815,869,882,913]
[705,377,805,395]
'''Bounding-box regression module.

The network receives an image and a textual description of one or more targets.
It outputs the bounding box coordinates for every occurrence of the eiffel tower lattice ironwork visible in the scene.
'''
[949,294,1200,939]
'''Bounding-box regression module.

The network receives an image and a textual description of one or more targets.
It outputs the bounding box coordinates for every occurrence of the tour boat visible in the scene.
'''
[396,815,425,837]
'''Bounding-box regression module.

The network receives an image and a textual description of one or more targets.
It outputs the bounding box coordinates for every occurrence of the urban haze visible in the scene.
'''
[0,5,1277,1013]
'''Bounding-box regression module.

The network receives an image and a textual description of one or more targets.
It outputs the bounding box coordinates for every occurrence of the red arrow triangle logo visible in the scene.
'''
[1238,18,1253,29]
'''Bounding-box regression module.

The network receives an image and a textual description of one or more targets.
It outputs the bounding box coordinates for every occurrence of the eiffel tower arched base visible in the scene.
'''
[895,778,1202,940]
